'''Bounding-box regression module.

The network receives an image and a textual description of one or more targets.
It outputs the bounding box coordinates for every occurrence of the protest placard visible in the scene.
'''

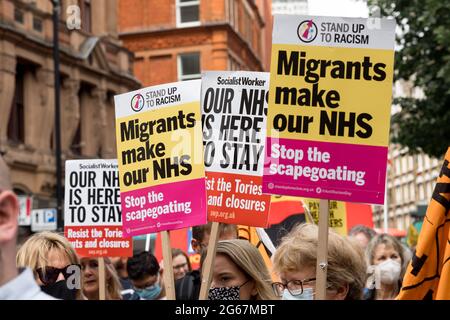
[115,80,206,300]
[64,159,132,258]
[202,71,271,227]
[303,198,347,235]
[263,14,396,300]
[198,71,271,299]
[114,80,206,237]
[263,15,396,205]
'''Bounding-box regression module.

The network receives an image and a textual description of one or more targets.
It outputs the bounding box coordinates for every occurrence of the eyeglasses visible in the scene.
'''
[272,277,316,297]
[36,264,80,286]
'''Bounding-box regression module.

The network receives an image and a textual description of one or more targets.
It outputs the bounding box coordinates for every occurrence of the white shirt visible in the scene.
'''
[0,268,55,300]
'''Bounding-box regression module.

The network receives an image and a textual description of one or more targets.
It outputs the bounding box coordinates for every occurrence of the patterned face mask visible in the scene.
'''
[208,280,249,300]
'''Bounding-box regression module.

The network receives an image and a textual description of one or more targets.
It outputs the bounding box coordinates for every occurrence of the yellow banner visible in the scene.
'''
[303,198,347,235]
[267,44,394,147]
[115,102,204,193]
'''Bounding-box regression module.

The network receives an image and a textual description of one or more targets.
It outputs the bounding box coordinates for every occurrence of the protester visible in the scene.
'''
[16,231,81,300]
[111,256,134,299]
[81,257,122,300]
[348,224,377,251]
[127,251,165,300]
[175,223,238,300]
[208,239,276,300]
[273,223,367,300]
[191,222,238,254]
[172,248,192,280]
[0,156,54,300]
[365,233,408,300]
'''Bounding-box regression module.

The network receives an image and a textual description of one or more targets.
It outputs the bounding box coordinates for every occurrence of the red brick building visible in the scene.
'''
[118,0,271,87]
[255,0,272,71]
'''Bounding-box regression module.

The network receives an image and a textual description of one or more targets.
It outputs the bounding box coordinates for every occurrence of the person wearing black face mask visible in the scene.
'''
[40,278,78,300]
[207,240,276,300]
[37,264,80,300]
[0,155,54,300]
[16,231,82,300]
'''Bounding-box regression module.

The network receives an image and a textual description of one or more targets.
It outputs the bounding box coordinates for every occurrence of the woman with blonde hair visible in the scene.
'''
[273,223,367,300]
[81,257,122,300]
[364,233,409,300]
[16,231,81,300]
[208,239,276,300]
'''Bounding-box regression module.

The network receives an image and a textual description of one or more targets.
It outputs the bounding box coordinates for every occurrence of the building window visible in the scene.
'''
[395,187,401,204]
[8,65,25,144]
[417,154,423,171]
[178,53,201,81]
[176,0,200,27]
[408,156,413,171]
[228,0,238,29]
[247,14,253,48]
[410,183,415,200]
[404,185,409,202]
[389,188,395,203]
[228,55,241,71]
[395,158,400,175]
[401,157,407,174]
[14,8,24,24]
[33,16,43,32]
[81,0,91,33]
[424,155,431,170]
[419,184,424,200]
[70,123,82,156]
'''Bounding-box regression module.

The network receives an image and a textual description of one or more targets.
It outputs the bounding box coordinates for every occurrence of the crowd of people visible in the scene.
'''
[0,155,413,301]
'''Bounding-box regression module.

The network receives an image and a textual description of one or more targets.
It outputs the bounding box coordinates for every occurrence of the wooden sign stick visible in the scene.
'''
[145,234,151,252]
[161,230,176,300]
[199,221,220,300]
[315,199,329,300]
[98,257,106,300]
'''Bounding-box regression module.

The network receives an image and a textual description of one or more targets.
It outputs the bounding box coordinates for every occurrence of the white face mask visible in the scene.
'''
[282,287,314,300]
[377,259,401,285]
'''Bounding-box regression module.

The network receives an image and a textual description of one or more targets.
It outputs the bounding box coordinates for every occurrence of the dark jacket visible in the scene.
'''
[175,270,201,300]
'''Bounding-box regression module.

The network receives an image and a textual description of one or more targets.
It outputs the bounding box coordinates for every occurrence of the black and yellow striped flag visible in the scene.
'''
[397,148,450,299]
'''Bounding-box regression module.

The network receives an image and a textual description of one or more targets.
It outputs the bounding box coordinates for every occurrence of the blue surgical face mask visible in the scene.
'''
[135,283,162,300]
[282,287,314,300]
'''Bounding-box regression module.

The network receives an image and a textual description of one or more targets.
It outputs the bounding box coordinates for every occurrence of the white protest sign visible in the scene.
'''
[64,159,133,257]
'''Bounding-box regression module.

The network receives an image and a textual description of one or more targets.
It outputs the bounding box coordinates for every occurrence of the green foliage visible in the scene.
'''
[370,0,450,158]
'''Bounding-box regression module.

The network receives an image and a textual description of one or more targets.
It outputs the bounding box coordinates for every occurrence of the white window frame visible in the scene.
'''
[419,184,424,200]
[176,0,201,28]
[177,52,201,81]
[228,0,238,30]
[410,183,415,200]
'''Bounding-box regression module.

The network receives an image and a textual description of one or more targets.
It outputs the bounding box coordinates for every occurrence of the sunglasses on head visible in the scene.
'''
[36,264,80,286]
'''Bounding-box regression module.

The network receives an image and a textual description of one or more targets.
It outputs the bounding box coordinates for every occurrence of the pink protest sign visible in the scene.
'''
[263,139,388,204]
